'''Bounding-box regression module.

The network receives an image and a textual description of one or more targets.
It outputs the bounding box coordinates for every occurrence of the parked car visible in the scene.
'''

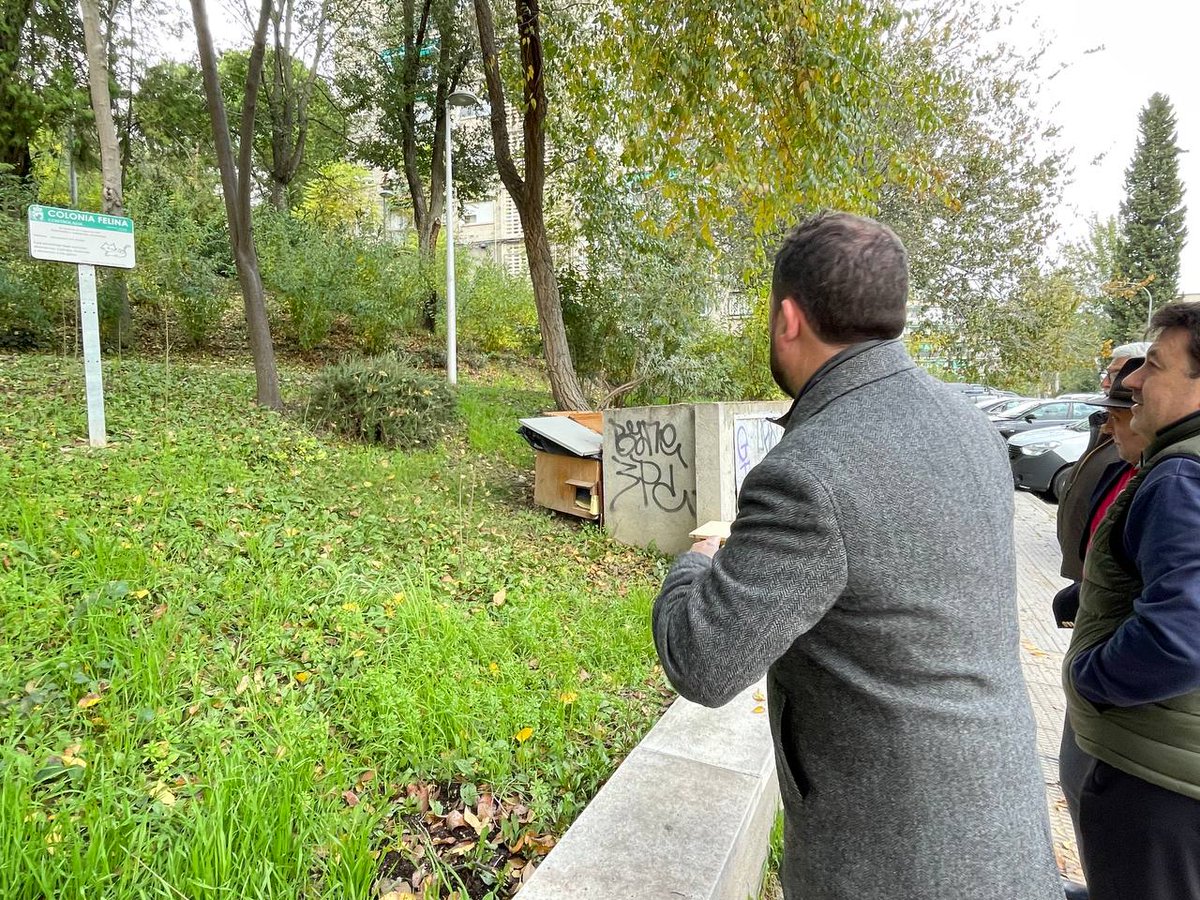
[988,399,1041,421]
[1008,419,1092,501]
[944,382,1019,401]
[994,400,1103,438]
[978,396,1033,415]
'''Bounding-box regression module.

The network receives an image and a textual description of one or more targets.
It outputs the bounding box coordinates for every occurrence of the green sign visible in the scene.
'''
[28,204,136,268]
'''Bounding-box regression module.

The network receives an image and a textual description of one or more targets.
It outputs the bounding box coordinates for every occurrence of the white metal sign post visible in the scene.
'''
[27,204,136,448]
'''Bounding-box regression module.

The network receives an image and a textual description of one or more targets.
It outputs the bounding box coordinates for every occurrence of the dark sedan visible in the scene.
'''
[994,400,1103,439]
[1008,420,1092,501]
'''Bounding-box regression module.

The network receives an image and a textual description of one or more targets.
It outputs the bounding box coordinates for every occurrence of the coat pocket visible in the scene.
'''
[769,690,810,803]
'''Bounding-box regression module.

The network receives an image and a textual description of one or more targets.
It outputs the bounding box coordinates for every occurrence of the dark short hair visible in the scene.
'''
[771,211,909,343]
[1150,301,1200,377]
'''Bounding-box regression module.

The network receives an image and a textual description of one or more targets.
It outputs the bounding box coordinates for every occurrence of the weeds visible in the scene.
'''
[0,353,671,898]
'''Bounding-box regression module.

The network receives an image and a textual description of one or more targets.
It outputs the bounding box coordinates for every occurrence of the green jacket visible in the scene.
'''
[1064,413,1200,800]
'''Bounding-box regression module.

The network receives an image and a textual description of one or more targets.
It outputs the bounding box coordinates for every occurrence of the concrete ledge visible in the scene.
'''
[519,680,780,900]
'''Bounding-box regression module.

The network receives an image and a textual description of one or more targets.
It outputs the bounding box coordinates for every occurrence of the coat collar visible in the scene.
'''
[1144,409,1200,465]
[774,339,917,431]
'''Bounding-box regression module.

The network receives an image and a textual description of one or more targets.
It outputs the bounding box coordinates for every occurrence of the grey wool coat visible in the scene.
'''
[653,341,1061,900]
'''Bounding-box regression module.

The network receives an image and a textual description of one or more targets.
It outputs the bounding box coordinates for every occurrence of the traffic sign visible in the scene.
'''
[28,204,136,269]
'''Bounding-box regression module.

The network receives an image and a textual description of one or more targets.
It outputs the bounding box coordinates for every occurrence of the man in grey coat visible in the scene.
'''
[652,212,1061,899]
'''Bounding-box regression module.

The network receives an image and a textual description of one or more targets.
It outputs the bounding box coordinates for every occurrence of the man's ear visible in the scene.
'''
[776,296,806,342]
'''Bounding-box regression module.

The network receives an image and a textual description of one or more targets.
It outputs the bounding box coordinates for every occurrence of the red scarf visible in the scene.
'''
[1087,466,1138,547]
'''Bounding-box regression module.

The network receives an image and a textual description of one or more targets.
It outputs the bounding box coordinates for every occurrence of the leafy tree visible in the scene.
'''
[127,61,213,164]
[296,161,379,232]
[340,0,488,331]
[876,2,1067,381]
[1109,92,1188,342]
[228,0,341,210]
[219,48,348,206]
[191,0,281,408]
[569,0,949,255]
[473,0,588,410]
[0,0,85,178]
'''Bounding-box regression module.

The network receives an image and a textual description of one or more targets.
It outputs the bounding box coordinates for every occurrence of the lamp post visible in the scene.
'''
[444,90,482,385]
[1138,284,1154,334]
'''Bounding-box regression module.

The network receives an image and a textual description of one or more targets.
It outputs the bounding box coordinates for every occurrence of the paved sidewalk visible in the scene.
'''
[1013,491,1082,881]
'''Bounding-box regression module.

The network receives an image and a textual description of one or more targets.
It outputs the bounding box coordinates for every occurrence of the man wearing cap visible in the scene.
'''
[1055,355,1147,892]
[1065,301,1200,898]
[1055,341,1152,613]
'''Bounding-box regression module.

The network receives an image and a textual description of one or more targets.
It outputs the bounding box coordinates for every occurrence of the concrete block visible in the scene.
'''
[693,402,790,526]
[518,680,781,900]
[638,681,774,779]
[603,404,697,554]
[517,748,776,900]
[603,401,788,555]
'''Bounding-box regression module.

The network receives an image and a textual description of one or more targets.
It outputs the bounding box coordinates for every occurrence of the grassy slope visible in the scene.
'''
[0,353,670,899]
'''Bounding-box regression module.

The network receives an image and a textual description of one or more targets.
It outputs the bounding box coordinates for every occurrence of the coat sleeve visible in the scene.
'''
[652,452,848,708]
[1071,461,1200,706]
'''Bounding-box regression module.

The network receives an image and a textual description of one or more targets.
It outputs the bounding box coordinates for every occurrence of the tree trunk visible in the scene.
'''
[522,208,587,409]
[416,214,440,331]
[268,177,287,211]
[80,0,132,344]
[473,0,588,410]
[191,0,282,409]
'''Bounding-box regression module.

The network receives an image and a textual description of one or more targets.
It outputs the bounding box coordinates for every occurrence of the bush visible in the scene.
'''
[458,261,541,354]
[257,212,426,352]
[306,352,458,448]
[0,262,52,350]
[124,166,232,347]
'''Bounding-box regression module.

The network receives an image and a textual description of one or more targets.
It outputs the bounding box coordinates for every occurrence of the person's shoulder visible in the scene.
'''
[1146,454,1200,484]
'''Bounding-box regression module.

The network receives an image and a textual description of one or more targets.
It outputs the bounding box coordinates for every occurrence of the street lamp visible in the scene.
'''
[444,90,482,385]
[1138,284,1154,334]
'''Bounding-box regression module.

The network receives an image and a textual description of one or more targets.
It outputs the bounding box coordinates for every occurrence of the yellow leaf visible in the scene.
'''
[558,691,577,704]
[295,671,311,685]
[148,780,177,807]
[753,690,765,702]
[463,808,484,834]
[752,705,765,714]
[77,693,103,710]
[514,727,534,743]
[132,589,150,600]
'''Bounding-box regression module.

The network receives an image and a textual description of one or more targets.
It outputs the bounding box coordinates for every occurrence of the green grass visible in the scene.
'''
[0,352,670,899]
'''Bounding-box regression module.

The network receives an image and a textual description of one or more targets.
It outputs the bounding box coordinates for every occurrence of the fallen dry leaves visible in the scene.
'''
[368,780,558,899]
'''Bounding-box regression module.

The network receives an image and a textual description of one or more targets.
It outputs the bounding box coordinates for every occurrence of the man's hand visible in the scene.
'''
[688,536,721,559]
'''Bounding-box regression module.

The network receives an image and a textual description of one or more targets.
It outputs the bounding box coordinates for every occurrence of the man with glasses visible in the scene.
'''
[1056,342,1151,605]
[1054,357,1147,898]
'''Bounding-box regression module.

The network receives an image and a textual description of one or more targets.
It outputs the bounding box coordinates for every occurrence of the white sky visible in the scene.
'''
[1010,0,1200,293]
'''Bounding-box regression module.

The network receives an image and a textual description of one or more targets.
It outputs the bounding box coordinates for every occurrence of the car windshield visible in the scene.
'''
[995,400,1041,418]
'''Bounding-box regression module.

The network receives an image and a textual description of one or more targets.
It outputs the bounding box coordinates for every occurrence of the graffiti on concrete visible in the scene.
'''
[734,415,783,499]
[609,419,696,515]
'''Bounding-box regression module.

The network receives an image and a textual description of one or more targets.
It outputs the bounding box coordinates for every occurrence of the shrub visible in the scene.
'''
[306,352,458,448]
[124,167,231,347]
[458,261,541,354]
[0,262,52,349]
[257,212,426,352]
